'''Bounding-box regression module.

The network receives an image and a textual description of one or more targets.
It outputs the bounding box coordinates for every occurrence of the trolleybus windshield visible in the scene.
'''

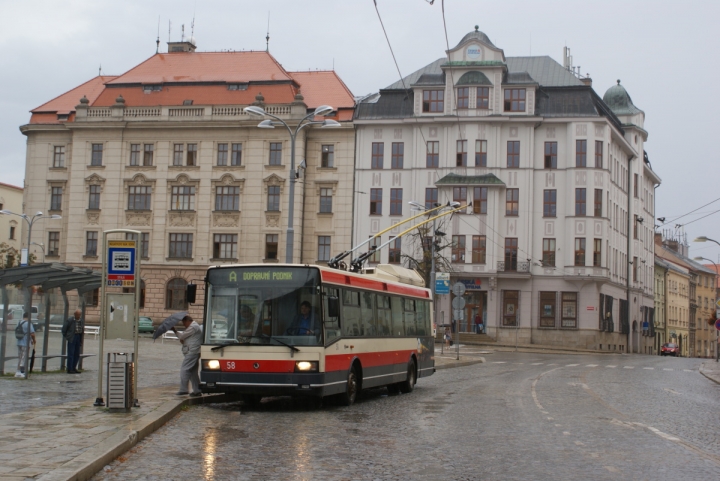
[204,266,322,347]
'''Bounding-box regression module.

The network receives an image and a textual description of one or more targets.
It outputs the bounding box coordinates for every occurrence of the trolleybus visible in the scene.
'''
[198,263,434,406]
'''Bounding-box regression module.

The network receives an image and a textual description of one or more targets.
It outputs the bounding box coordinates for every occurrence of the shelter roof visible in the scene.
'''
[435,173,505,186]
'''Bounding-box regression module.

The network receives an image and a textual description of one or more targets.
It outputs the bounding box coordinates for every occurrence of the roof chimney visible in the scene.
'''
[581,76,592,87]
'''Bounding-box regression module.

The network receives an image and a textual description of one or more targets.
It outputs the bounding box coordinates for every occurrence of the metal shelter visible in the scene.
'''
[0,263,101,374]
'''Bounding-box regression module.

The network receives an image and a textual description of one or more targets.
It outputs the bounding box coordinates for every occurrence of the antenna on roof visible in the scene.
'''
[181,24,185,42]
[98,64,102,76]
[266,11,270,52]
[156,15,160,54]
[168,20,171,42]
[191,3,196,38]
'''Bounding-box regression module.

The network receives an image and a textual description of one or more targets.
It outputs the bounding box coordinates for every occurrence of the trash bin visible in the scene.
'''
[106,352,134,410]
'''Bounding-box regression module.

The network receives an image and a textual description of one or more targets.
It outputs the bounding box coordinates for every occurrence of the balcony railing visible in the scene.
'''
[80,104,296,122]
[497,260,530,273]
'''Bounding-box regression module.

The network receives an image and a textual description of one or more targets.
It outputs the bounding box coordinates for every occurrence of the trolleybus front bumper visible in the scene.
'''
[200,370,347,398]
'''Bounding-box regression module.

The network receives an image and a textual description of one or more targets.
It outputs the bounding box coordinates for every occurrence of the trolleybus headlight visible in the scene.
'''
[203,360,221,370]
[294,361,318,372]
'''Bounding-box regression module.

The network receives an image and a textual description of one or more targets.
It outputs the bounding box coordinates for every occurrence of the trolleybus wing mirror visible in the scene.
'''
[186,283,197,304]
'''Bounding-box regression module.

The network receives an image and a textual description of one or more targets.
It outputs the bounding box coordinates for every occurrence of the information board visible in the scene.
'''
[435,273,450,295]
[107,240,136,287]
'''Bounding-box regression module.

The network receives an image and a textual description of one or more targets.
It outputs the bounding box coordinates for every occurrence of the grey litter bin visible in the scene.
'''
[106,352,135,410]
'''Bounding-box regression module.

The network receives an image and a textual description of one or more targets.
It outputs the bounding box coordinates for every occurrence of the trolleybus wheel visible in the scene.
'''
[398,360,416,394]
[339,367,358,406]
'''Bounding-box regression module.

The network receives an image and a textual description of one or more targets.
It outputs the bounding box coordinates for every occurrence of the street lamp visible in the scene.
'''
[694,236,720,247]
[30,242,45,263]
[0,209,61,379]
[244,105,339,263]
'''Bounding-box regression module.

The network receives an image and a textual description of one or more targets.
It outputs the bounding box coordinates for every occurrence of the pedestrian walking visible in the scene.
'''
[62,309,84,374]
[444,327,452,347]
[15,312,36,378]
[172,315,203,397]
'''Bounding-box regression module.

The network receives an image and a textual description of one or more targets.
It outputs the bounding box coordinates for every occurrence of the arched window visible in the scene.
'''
[123,279,146,309]
[166,278,187,310]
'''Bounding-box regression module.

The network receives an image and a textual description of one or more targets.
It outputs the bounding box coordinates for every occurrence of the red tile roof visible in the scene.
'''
[32,76,116,113]
[291,71,355,110]
[107,51,293,85]
[93,84,297,107]
[27,51,355,125]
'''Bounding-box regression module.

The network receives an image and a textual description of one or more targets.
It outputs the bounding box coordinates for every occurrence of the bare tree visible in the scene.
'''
[400,219,455,289]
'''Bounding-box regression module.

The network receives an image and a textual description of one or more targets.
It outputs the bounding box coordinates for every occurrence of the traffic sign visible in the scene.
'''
[715,318,720,331]
[452,282,466,297]
[642,321,649,331]
[716,298,720,309]
[452,296,466,310]
[107,240,136,287]
[453,309,465,320]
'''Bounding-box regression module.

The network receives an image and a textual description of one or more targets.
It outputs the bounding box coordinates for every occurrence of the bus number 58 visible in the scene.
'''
[226,362,235,370]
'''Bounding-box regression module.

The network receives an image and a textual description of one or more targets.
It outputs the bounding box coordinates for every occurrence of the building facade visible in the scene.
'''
[0,182,24,267]
[653,258,668,353]
[353,28,661,350]
[20,41,355,322]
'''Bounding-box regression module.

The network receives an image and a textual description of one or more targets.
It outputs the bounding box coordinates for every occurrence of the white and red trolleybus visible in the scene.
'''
[198,263,434,405]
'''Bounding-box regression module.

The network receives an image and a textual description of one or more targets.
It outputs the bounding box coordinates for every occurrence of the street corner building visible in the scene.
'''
[19,38,356,323]
[352,27,661,352]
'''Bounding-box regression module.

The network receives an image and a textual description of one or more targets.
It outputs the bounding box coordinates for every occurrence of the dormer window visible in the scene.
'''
[422,90,444,113]
[504,89,526,112]
[143,85,162,93]
[227,83,249,91]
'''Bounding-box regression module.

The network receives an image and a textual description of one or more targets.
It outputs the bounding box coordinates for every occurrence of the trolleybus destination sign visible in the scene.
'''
[107,240,136,287]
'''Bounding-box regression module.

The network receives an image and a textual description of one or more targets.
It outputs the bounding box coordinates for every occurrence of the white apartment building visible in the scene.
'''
[353,28,660,351]
[19,40,355,322]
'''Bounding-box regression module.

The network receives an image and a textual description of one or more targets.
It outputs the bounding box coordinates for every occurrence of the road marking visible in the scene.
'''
[623,366,634,369]
[664,388,680,395]
[575,441,585,446]
[586,364,598,367]
[531,362,544,365]
[643,367,654,370]
[513,362,525,365]
[493,361,506,364]
[604,466,620,473]
[683,369,693,372]
[663,368,673,371]
[548,363,558,365]
[606,365,617,368]
[566,363,580,367]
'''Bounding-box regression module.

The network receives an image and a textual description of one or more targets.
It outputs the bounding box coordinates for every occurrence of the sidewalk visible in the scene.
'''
[700,360,720,384]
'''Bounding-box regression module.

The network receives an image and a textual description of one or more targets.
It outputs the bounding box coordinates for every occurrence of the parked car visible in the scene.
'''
[138,316,154,333]
[661,343,680,357]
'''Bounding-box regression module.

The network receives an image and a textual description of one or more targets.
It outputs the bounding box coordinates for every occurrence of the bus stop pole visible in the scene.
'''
[94,232,109,406]
[133,236,140,407]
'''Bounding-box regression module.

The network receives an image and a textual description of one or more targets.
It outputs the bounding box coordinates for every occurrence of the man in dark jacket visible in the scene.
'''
[61,309,84,374]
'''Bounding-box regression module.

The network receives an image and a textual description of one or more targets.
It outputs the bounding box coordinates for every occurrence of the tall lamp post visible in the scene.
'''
[244,105,340,263]
[693,253,720,362]
[0,210,61,379]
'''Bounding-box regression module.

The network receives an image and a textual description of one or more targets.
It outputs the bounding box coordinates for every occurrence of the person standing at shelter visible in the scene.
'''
[15,312,36,378]
[62,309,84,374]
[172,315,203,397]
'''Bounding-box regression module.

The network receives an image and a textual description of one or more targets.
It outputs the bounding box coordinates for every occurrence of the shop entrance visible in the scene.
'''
[462,291,487,333]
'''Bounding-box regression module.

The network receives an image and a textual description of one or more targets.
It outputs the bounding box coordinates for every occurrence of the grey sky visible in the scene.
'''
[3,0,720,260]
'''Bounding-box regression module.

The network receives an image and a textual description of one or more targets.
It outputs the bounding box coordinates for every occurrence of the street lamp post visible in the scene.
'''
[693,254,720,362]
[31,242,45,263]
[0,210,61,378]
[244,105,339,263]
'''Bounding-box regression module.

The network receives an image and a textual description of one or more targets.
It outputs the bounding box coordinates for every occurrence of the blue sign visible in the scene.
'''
[642,321,649,331]
[108,247,136,275]
[435,273,450,295]
[458,278,483,290]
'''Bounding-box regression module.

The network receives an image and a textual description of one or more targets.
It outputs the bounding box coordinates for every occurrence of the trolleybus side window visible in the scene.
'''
[323,287,341,343]
[404,298,418,335]
[416,299,430,335]
[360,292,375,336]
[377,295,392,336]
[391,296,405,336]
[342,289,361,337]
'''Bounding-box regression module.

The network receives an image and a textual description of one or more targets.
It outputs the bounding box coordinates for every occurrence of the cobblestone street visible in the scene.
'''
[91,351,720,480]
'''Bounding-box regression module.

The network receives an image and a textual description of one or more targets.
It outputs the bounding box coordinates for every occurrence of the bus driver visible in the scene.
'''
[286,301,320,336]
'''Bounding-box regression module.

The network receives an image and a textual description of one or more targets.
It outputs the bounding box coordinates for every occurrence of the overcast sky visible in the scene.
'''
[3,0,720,262]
